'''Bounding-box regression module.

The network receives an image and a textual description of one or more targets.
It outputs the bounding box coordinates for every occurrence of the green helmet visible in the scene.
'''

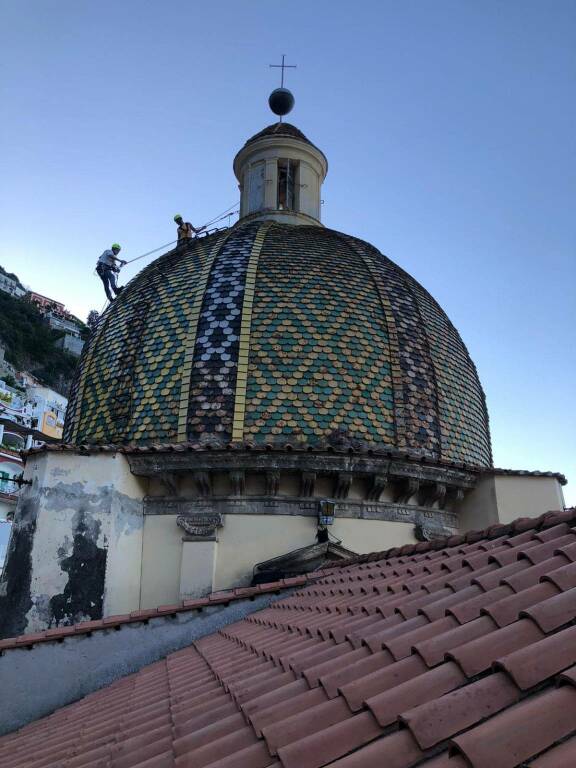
[173,214,183,222]
[111,243,121,251]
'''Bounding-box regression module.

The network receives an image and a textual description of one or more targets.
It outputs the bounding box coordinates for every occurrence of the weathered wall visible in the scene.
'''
[140,514,182,609]
[458,475,499,533]
[214,514,416,591]
[215,514,317,590]
[0,452,146,637]
[4,449,562,634]
[331,518,417,553]
[0,591,292,737]
[459,473,565,530]
[493,476,565,523]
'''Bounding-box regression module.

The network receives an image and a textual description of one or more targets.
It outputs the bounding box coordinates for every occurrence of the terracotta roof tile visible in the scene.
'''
[405,670,520,750]
[4,509,576,767]
[529,734,576,768]
[451,686,576,768]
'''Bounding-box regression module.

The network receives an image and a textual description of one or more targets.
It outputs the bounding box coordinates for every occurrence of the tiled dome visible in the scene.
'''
[64,221,492,467]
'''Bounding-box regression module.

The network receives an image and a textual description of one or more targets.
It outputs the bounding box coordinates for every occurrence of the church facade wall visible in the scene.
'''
[1,448,565,636]
[213,514,417,592]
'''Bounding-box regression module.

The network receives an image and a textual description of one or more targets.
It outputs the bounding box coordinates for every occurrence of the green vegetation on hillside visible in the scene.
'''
[0,291,80,395]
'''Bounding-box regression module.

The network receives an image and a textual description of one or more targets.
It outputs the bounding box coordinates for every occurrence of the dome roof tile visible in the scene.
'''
[64,222,491,467]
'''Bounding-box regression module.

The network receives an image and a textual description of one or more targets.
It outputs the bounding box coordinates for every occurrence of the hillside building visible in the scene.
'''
[0,271,26,299]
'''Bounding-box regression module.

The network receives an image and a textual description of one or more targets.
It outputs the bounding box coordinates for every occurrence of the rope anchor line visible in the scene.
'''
[123,203,240,265]
[95,202,240,312]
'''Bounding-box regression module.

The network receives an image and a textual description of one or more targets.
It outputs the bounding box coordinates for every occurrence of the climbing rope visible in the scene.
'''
[93,202,240,314]
[123,240,178,265]
[122,202,240,265]
[201,201,241,229]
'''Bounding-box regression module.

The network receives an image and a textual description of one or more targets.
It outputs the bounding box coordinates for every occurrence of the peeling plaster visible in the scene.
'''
[0,478,145,637]
[49,510,107,627]
[0,492,38,638]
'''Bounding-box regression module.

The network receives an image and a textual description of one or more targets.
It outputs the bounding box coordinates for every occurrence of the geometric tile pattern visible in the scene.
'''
[4,510,576,767]
[65,237,227,444]
[243,226,396,447]
[408,278,492,467]
[186,223,259,442]
[64,220,492,467]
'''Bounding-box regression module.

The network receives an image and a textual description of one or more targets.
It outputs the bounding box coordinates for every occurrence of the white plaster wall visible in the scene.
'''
[457,474,565,530]
[140,515,183,609]
[180,540,217,600]
[330,518,416,553]
[493,476,565,524]
[458,476,499,533]
[214,514,417,591]
[215,514,317,590]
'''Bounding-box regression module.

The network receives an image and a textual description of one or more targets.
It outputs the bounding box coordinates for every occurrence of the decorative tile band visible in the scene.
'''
[186,223,260,442]
[368,247,442,459]
[176,234,231,441]
[231,223,271,441]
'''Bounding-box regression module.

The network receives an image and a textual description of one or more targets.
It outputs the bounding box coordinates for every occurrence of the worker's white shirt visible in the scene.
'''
[98,250,116,267]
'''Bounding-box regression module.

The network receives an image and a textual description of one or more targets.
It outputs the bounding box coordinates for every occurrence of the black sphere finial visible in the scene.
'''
[269,87,295,117]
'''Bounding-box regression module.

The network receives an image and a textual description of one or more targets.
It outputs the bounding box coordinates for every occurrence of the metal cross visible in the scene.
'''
[269,55,296,88]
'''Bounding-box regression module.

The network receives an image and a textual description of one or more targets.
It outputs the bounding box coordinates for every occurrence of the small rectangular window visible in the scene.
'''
[277,159,298,211]
[248,162,265,213]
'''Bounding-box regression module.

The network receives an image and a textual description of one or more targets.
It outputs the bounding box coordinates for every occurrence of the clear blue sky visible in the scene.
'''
[1,0,574,504]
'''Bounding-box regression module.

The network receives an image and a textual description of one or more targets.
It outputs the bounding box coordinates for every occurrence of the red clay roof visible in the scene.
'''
[2,509,576,767]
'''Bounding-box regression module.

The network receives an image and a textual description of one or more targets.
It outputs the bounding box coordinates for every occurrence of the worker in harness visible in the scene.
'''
[174,214,204,242]
[96,244,126,302]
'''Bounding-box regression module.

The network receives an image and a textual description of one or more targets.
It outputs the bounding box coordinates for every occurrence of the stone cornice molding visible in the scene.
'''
[127,450,477,490]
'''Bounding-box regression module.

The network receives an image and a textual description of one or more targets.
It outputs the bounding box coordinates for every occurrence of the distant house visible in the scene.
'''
[0,270,26,299]
[26,385,68,440]
[27,291,66,314]
[0,377,67,527]
[56,334,84,357]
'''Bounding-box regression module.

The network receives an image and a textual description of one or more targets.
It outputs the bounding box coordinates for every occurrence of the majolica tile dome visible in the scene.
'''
[64,120,492,469]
